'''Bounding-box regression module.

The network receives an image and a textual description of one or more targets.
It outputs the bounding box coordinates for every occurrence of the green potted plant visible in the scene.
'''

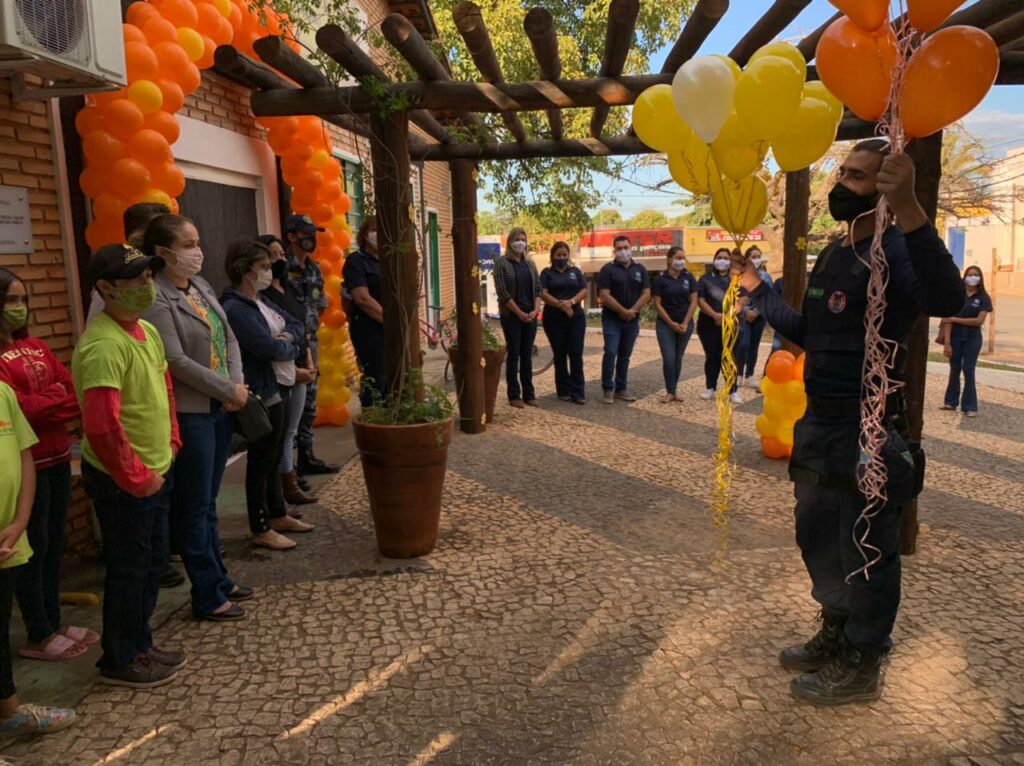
[446,312,505,424]
[353,371,455,558]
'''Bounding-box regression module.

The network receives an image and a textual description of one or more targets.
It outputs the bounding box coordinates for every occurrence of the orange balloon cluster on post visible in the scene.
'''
[755,351,806,460]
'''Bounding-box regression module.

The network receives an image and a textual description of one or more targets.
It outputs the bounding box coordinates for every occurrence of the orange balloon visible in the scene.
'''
[110,158,153,197]
[102,99,145,139]
[157,79,185,113]
[125,41,160,82]
[296,170,324,192]
[327,214,347,232]
[211,16,233,47]
[311,202,334,225]
[79,167,104,198]
[126,1,160,28]
[323,308,345,329]
[151,162,187,197]
[295,118,324,145]
[75,106,105,136]
[324,274,342,296]
[765,350,796,384]
[144,110,181,144]
[93,192,129,222]
[194,2,222,36]
[227,3,243,31]
[154,41,191,80]
[761,437,790,460]
[195,36,216,70]
[323,246,344,264]
[142,16,178,46]
[335,229,351,250]
[322,160,342,180]
[793,353,805,382]
[827,0,888,32]
[86,219,126,251]
[129,129,173,165]
[320,181,343,201]
[123,23,147,45]
[179,64,202,94]
[233,31,259,57]
[316,230,335,250]
[900,27,999,139]
[289,187,318,212]
[266,127,292,155]
[286,144,314,164]
[908,0,965,33]
[815,17,897,121]
[83,129,126,165]
[335,194,352,216]
[160,0,199,28]
[88,89,126,108]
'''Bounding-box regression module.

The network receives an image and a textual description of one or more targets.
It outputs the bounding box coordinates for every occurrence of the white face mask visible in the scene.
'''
[964,275,981,287]
[671,258,686,270]
[164,246,203,279]
[366,232,378,249]
[510,240,527,254]
[615,248,631,263]
[714,258,731,272]
[751,257,763,269]
[249,268,273,291]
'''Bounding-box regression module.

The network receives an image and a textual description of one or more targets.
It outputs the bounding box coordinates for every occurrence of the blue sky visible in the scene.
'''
[481,0,1024,219]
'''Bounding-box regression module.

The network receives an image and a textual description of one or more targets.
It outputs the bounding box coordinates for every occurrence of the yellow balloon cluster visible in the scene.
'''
[754,351,807,459]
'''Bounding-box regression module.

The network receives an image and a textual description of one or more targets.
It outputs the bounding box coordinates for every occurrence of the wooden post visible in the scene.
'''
[900,131,943,555]
[369,109,420,399]
[781,168,810,352]
[988,248,997,354]
[450,159,486,434]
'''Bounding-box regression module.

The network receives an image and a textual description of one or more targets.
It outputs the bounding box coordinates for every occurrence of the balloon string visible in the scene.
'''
[846,7,916,584]
[711,275,741,556]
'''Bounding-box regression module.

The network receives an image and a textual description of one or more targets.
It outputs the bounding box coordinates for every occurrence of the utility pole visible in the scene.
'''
[988,247,998,355]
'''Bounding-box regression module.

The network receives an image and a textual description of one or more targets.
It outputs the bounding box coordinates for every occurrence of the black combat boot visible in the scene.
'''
[298,444,340,475]
[790,641,886,706]
[779,610,846,672]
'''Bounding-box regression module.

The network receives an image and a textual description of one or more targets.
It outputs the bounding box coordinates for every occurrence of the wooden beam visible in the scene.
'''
[988,10,1024,46]
[315,23,450,144]
[369,109,421,398]
[380,13,483,132]
[524,8,563,140]
[940,0,1022,32]
[900,130,944,556]
[453,1,528,142]
[590,0,640,138]
[729,0,813,67]
[1007,36,1024,51]
[781,168,810,350]
[796,11,841,62]
[253,35,329,87]
[996,51,1024,84]
[450,159,486,434]
[661,0,730,73]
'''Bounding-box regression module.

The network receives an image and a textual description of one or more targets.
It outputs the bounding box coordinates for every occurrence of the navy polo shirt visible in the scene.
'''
[698,272,732,314]
[512,258,535,313]
[652,270,698,323]
[341,248,382,322]
[597,260,650,320]
[953,291,993,337]
[539,265,587,302]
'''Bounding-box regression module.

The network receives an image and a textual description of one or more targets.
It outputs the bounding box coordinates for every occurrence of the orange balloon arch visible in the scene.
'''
[76,0,353,425]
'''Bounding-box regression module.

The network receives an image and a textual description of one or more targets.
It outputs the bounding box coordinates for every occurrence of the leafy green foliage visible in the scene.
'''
[591,209,623,226]
[359,369,455,426]
[626,209,668,229]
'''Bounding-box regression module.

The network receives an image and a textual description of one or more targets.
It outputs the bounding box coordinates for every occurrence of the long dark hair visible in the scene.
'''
[964,265,989,298]
[0,268,28,345]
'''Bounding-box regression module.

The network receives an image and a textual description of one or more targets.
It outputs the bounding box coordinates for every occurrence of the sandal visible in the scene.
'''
[19,634,88,662]
[61,625,100,646]
[660,394,676,403]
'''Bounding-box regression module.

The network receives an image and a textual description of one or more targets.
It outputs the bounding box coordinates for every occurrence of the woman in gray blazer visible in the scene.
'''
[142,215,253,622]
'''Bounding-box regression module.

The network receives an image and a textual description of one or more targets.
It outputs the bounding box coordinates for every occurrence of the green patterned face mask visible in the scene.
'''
[3,305,27,329]
[107,283,156,313]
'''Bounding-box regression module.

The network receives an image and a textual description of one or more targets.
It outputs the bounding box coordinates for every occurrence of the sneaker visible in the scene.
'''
[100,654,177,688]
[145,646,187,670]
[745,375,761,389]
[965,411,977,418]
[0,703,76,737]
[614,390,637,402]
[730,391,743,405]
[699,388,715,400]
[602,390,614,404]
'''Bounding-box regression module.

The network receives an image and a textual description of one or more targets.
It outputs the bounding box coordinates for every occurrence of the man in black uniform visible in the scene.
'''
[734,140,964,706]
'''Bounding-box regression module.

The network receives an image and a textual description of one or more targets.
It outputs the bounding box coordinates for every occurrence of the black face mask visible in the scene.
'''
[298,236,317,254]
[828,182,879,223]
[271,260,288,281]
[554,258,569,270]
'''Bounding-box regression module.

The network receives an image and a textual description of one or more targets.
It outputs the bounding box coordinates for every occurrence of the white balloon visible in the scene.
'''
[671,56,736,144]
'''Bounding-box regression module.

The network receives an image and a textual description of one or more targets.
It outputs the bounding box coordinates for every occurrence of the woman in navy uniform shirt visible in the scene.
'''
[940,265,992,417]
[341,218,387,408]
[539,242,588,404]
[697,248,749,404]
[651,246,698,403]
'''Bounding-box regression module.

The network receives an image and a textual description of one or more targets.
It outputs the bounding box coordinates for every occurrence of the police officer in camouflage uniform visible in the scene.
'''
[734,140,964,706]
[284,214,340,476]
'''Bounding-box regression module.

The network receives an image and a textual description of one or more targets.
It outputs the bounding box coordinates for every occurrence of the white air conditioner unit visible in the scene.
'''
[0,0,126,95]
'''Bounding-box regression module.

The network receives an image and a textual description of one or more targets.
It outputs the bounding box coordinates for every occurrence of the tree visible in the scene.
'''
[626,209,668,229]
[939,125,1004,222]
[592,209,623,227]
[476,210,512,235]
[674,195,714,226]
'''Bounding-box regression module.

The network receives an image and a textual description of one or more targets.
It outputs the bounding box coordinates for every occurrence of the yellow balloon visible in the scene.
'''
[755,413,774,438]
[749,41,807,81]
[632,84,693,152]
[778,419,796,448]
[671,55,736,144]
[772,97,839,172]
[781,379,806,407]
[763,395,788,423]
[734,55,805,141]
[126,79,163,115]
[803,81,844,124]
[211,0,232,16]
[711,111,768,182]
[177,28,205,63]
[711,174,769,236]
[140,188,174,208]
[339,386,352,404]
[713,54,742,81]
[759,377,777,399]
[668,131,717,194]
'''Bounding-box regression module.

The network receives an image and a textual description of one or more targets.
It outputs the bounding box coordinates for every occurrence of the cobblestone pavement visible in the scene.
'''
[10,337,1024,766]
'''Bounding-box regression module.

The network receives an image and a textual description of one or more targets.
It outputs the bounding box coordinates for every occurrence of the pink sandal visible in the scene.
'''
[61,626,100,646]
[18,634,88,662]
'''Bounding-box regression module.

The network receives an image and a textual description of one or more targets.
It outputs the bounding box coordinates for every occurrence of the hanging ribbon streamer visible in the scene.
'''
[711,274,742,553]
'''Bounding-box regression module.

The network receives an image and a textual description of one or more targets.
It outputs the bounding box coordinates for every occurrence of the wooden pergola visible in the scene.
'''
[218,0,1024,551]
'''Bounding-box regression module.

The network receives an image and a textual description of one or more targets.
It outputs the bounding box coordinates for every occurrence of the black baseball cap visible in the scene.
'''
[87,244,165,288]
[284,214,324,236]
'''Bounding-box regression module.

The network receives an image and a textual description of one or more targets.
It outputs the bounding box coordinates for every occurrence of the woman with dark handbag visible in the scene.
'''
[221,240,311,551]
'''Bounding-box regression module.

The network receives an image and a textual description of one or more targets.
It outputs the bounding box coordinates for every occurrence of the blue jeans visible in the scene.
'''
[500,314,537,401]
[542,309,586,401]
[944,329,983,413]
[280,381,307,474]
[84,462,172,670]
[15,462,72,644]
[173,408,236,617]
[601,315,640,392]
[655,318,692,396]
[743,315,766,378]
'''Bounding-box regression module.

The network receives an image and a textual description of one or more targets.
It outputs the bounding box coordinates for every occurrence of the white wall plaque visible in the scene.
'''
[0,186,33,255]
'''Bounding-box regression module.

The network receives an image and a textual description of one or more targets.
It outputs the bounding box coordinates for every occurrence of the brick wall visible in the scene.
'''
[182,71,264,138]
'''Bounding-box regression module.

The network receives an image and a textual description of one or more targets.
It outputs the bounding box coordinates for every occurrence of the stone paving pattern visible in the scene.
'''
[8,336,1024,765]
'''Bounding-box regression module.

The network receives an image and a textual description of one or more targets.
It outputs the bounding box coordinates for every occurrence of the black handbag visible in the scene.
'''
[233,394,273,442]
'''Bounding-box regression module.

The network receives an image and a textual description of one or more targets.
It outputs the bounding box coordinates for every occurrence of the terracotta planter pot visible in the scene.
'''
[352,418,453,558]
[448,346,505,425]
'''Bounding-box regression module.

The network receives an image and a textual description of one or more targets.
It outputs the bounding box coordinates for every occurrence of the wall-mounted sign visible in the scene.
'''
[0,186,33,255]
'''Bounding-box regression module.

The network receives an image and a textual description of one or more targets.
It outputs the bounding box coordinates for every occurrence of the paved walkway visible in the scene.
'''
[8,337,1024,765]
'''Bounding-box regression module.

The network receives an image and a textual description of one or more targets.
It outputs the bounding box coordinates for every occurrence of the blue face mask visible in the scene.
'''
[299,236,317,254]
